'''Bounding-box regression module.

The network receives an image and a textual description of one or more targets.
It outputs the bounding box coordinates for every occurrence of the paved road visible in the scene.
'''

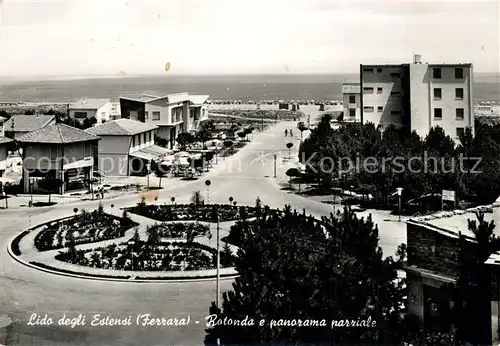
[0,113,406,345]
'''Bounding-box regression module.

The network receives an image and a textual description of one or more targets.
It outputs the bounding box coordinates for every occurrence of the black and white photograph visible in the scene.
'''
[0,0,499,345]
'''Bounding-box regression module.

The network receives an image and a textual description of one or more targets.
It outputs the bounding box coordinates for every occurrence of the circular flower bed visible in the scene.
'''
[55,235,235,272]
[127,203,257,222]
[34,207,137,251]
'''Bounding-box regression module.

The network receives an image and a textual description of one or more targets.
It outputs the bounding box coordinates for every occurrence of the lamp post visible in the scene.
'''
[170,196,175,205]
[273,154,277,178]
[205,180,211,204]
[396,187,403,222]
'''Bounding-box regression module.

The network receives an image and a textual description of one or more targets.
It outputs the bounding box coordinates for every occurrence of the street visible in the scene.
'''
[0,114,406,345]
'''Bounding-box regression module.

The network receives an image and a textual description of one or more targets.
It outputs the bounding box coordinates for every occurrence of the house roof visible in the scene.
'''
[120,93,196,105]
[189,95,209,105]
[3,114,55,133]
[86,118,157,136]
[70,98,109,110]
[0,136,13,145]
[17,123,100,144]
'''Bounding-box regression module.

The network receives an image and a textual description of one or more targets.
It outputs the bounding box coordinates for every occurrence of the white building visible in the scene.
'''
[69,98,112,124]
[360,54,474,141]
[342,83,361,122]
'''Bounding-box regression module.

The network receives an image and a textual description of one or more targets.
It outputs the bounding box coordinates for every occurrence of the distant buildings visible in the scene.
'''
[0,136,13,177]
[17,123,100,194]
[69,98,112,124]
[405,205,500,344]
[360,55,474,140]
[86,119,170,176]
[342,83,361,122]
[119,93,210,149]
[3,114,56,140]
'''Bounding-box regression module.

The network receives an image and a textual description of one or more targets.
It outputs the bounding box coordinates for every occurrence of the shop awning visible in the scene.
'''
[129,145,171,161]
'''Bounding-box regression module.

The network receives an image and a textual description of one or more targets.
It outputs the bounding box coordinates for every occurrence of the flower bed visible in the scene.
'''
[55,238,235,272]
[11,230,29,255]
[147,222,210,240]
[34,208,138,251]
[210,109,302,121]
[126,203,257,222]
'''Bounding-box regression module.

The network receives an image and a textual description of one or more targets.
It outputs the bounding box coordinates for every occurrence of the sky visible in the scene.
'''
[0,0,499,77]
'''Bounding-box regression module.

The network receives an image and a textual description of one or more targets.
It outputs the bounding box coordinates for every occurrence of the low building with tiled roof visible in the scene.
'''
[404,198,500,343]
[86,119,170,176]
[69,98,112,124]
[0,136,13,177]
[18,123,100,195]
[119,92,210,149]
[3,114,56,139]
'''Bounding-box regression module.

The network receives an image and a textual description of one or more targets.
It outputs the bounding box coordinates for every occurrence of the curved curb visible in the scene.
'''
[7,232,239,284]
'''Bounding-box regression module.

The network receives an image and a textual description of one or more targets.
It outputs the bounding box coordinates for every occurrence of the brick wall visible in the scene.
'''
[407,223,461,278]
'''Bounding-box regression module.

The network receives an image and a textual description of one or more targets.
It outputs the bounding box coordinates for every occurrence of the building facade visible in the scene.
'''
[86,119,170,176]
[119,93,210,149]
[360,55,474,141]
[405,204,500,344]
[0,136,13,177]
[69,98,112,124]
[342,83,361,122]
[17,123,100,194]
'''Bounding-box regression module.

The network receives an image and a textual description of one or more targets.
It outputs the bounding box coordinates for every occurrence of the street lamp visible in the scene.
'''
[229,196,233,205]
[396,187,403,222]
[170,196,175,205]
[273,154,277,178]
[205,180,211,204]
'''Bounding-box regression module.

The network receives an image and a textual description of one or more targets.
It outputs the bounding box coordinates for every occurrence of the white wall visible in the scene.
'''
[129,130,155,153]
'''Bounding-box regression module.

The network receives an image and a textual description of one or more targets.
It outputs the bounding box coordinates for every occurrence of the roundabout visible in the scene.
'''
[7,202,248,282]
[0,117,407,345]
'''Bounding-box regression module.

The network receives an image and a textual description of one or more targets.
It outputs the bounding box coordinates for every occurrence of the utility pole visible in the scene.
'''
[216,210,220,308]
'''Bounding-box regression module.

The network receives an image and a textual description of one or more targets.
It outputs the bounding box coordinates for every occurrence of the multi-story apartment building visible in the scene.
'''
[342,83,361,123]
[360,55,474,141]
[119,93,209,149]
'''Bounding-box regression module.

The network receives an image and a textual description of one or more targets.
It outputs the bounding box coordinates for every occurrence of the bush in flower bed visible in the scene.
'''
[34,204,138,251]
[147,222,210,240]
[127,203,257,222]
[29,262,132,280]
[55,234,235,271]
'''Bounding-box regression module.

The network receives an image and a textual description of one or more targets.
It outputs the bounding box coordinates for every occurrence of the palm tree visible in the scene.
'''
[191,190,204,205]
[90,252,101,268]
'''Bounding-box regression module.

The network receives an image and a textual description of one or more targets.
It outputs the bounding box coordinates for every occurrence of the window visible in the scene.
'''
[377,87,383,94]
[390,72,400,77]
[377,106,383,112]
[141,133,145,144]
[433,68,442,79]
[455,68,463,79]
[456,127,465,138]
[434,108,442,119]
[433,88,442,100]
[152,111,160,120]
[391,110,401,115]
[145,111,149,120]
[74,112,87,119]
[377,68,382,73]
[349,95,356,103]
[362,68,374,73]
[363,87,374,94]
[363,106,374,113]
[147,132,151,142]
[390,91,401,95]
[455,88,464,100]
[456,108,464,120]
[132,136,136,147]
[349,109,356,117]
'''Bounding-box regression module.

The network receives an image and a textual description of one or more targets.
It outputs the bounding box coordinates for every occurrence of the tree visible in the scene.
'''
[297,121,307,141]
[237,131,246,141]
[243,128,252,141]
[176,132,195,150]
[155,135,169,148]
[24,109,35,115]
[223,140,233,153]
[37,177,63,204]
[286,142,293,159]
[191,190,204,205]
[337,111,344,123]
[205,206,407,345]
[285,167,300,189]
[196,125,213,149]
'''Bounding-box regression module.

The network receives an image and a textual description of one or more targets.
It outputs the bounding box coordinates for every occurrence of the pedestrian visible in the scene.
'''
[285,129,288,137]
[290,129,293,137]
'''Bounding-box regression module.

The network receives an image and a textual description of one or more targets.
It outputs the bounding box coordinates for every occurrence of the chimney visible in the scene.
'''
[413,54,422,64]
